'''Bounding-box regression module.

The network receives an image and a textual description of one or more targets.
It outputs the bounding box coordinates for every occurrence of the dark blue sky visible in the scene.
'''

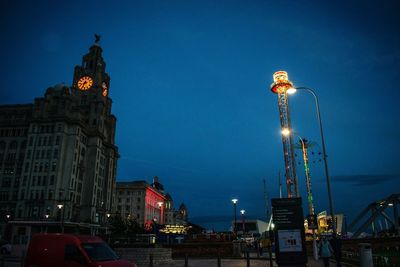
[1,0,400,230]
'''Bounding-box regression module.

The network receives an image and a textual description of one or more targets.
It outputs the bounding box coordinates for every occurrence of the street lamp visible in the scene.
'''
[57,204,64,233]
[240,209,246,233]
[157,202,164,224]
[231,198,238,235]
[287,86,336,234]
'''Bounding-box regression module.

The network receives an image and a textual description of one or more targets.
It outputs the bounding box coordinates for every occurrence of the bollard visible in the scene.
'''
[184,253,189,267]
[359,243,373,267]
[1,256,4,267]
[217,252,221,267]
[246,251,250,267]
[149,253,153,267]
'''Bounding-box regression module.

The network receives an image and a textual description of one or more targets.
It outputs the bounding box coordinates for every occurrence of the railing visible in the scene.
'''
[342,250,400,267]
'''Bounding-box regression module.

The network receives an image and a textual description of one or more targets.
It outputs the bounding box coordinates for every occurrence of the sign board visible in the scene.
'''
[271,197,307,266]
[277,229,302,252]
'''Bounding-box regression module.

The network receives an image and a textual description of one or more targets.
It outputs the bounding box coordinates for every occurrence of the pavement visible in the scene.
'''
[0,255,342,267]
[164,257,336,267]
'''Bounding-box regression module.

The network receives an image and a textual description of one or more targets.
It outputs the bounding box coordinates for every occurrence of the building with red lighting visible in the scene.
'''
[116,177,188,227]
[116,179,166,226]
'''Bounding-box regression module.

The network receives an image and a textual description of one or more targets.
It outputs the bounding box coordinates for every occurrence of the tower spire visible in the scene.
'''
[94,33,101,44]
[72,36,110,97]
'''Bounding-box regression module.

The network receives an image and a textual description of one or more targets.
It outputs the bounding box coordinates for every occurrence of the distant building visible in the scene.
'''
[304,211,344,235]
[116,177,188,226]
[115,179,166,226]
[164,193,174,225]
[176,203,188,225]
[233,219,268,236]
[0,39,118,231]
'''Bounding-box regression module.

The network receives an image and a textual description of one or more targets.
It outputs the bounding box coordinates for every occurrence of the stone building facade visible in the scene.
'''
[116,177,188,227]
[0,40,118,226]
[116,180,166,226]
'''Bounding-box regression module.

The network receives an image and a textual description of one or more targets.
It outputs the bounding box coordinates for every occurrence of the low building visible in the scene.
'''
[234,219,269,237]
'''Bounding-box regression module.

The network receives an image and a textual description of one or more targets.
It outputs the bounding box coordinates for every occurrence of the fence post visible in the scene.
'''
[217,252,221,267]
[185,253,189,267]
[246,251,250,267]
[149,253,153,267]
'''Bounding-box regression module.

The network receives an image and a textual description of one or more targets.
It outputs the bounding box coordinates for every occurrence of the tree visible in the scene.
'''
[126,218,143,236]
[110,214,126,237]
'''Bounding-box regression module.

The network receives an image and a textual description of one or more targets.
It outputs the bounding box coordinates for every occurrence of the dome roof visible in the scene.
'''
[45,83,71,96]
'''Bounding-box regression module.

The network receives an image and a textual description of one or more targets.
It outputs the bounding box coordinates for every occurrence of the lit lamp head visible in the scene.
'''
[106,213,111,218]
[281,128,291,136]
[157,201,163,208]
[45,214,49,219]
[6,214,10,219]
[231,198,238,205]
[287,87,297,94]
[57,204,63,209]
[240,209,245,215]
[270,71,294,94]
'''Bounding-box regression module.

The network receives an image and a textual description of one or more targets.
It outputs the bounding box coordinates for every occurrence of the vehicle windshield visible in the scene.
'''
[82,242,119,262]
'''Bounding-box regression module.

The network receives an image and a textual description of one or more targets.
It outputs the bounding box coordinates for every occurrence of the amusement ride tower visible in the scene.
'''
[270,71,298,198]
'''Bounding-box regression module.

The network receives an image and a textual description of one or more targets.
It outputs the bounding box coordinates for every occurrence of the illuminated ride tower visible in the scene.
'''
[270,71,298,198]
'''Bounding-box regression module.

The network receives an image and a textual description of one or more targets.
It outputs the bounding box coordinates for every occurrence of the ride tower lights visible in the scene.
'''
[270,71,299,198]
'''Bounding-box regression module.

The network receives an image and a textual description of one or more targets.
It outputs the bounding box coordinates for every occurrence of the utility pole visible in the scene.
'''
[278,171,282,199]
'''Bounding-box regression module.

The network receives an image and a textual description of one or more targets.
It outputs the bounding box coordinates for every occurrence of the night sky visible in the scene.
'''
[1,0,400,230]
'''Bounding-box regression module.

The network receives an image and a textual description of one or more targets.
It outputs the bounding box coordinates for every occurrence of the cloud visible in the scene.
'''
[332,174,400,186]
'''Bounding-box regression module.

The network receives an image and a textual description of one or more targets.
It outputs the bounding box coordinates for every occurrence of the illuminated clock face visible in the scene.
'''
[77,76,93,90]
[102,82,108,97]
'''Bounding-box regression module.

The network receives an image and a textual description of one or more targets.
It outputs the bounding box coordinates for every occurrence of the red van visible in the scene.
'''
[24,234,137,267]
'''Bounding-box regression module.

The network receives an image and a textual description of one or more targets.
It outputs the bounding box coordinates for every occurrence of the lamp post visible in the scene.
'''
[106,213,111,243]
[157,201,164,225]
[153,216,158,242]
[57,204,64,233]
[268,222,275,267]
[240,209,246,233]
[287,86,336,234]
[231,198,238,235]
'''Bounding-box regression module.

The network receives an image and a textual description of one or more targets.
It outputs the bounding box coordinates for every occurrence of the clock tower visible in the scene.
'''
[73,35,110,97]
